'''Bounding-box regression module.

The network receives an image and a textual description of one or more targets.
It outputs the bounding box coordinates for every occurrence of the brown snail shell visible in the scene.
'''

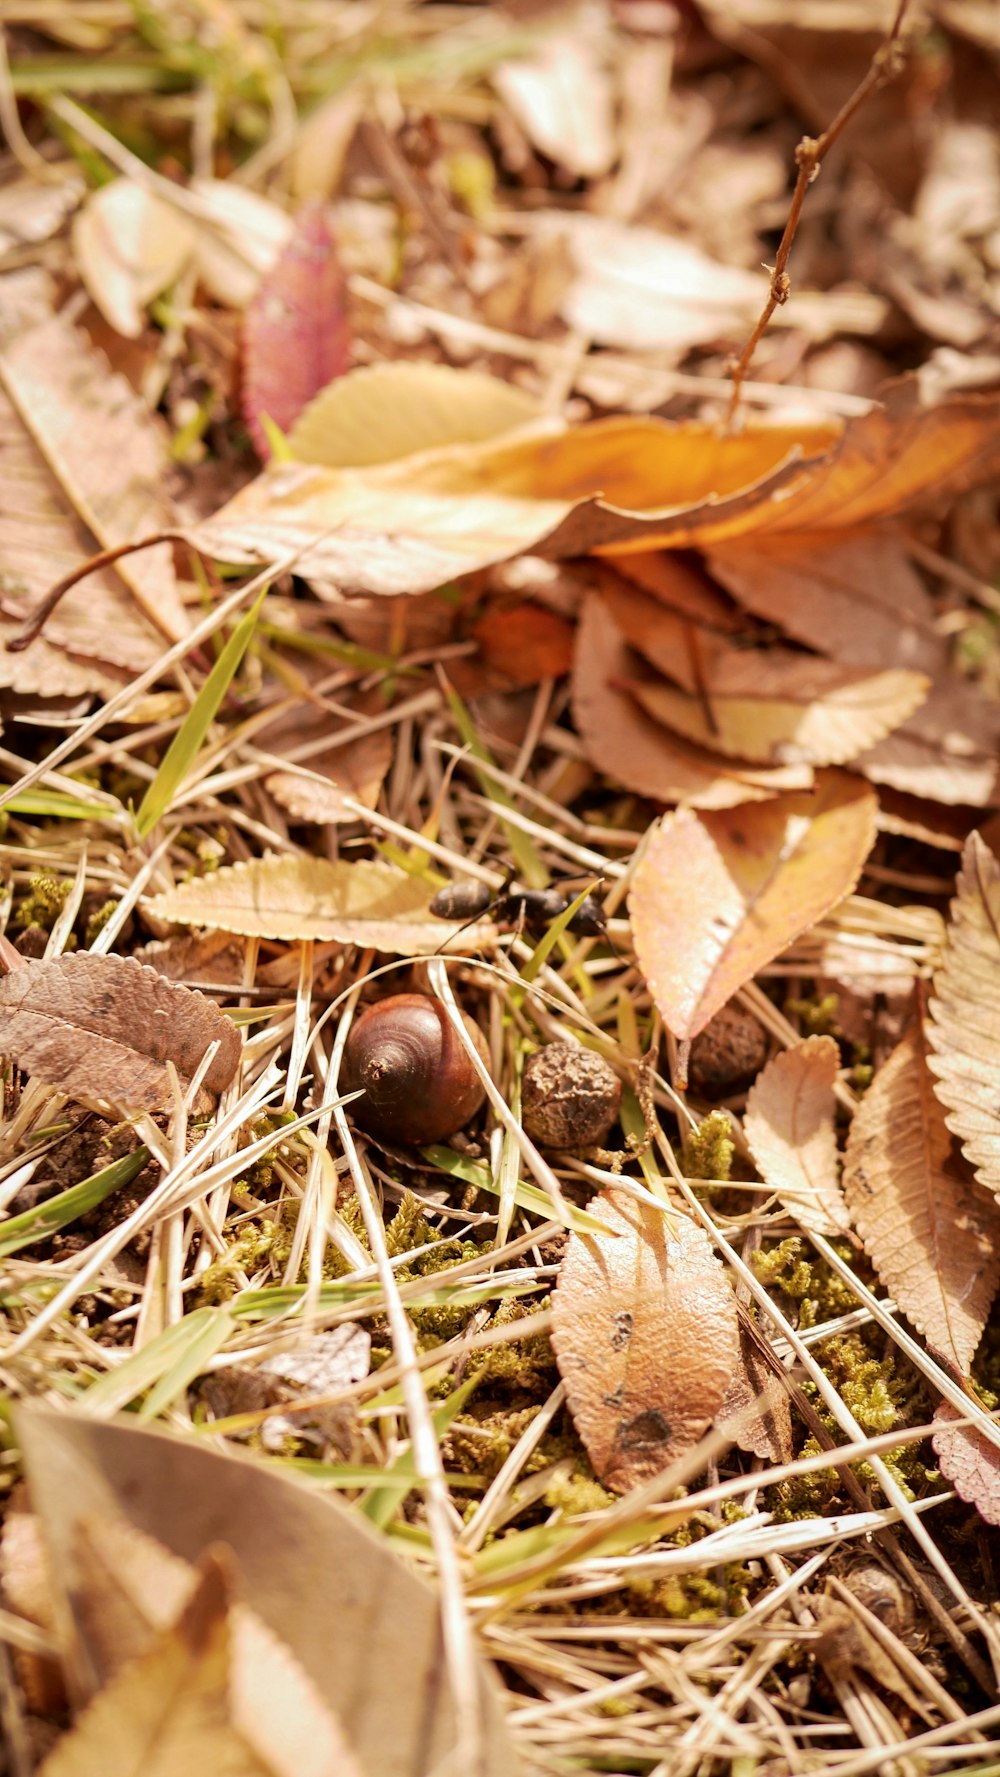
[341,992,490,1146]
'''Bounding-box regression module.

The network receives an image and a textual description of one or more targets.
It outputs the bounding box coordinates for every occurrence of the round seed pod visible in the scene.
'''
[521,1044,622,1151]
[342,993,490,1146]
[687,1004,769,1098]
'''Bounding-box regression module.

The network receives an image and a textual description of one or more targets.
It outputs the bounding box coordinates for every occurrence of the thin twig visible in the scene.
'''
[726,0,912,428]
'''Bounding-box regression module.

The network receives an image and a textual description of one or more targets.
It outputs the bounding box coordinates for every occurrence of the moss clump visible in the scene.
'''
[775,1333,932,1515]
[16,872,71,930]
[786,993,840,1038]
[751,1238,858,1326]
[543,1469,614,1515]
[682,1109,734,1181]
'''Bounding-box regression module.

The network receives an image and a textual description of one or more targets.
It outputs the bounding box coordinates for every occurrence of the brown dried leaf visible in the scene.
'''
[745,1037,851,1236]
[560,217,768,353]
[629,775,878,1041]
[855,686,1000,808]
[0,954,240,1110]
[0,308,188,645]
[611,553,742,632]
[257,683,392,828]
[926,833,1000,1203]
[551,1189,739,1493]
[145,856,467,954]
[36,1554,276,1777]
[15,1406,516,1776]
[933,1401,1000,1526]
[716,1325,793,1463]
[242,202,351,460]
[707,530,944,674]
[572,596,813,809]
[628,658,928,768]
[72,180,193,341]
[843,1026,1000,1372]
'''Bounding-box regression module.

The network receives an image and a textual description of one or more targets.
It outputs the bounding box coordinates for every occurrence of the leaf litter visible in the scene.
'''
[3,3,1000,1774]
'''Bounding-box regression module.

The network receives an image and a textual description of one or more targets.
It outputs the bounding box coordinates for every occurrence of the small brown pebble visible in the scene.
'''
[687,1004,768,1098]
[522,1044,622,1150]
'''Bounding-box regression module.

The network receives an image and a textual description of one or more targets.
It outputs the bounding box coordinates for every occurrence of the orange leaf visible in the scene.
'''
[551,1190,738,1493]
[629,773,877,1040]
[843,1026,1000,1373]
[471,601,574,687]
[745,1036,851,1236]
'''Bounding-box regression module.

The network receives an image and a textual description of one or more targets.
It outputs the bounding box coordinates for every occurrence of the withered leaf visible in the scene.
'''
[145,855,473,954]
[933,1401,1000,1527]
[73,179,193,341]
[572,596,813,810]
[716,1324,793,1464]
[494,37,615,179]
[0,954,240,1110]
[843,1026,1000,1373]
[629,775,877,1041]
[36,1553,276,1777]
[810,1596,925,1711]
[628,658,928,769]
[257,683,392,828]
[745,1037,851,1237]
[551,1189,739,1493]
[0,307,188,645]
[242,201,350,461]
[16,1407,516,1776]
[926,833,1000,1205]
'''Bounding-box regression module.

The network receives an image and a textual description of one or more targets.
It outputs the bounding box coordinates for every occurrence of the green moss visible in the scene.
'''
[16,872,70,929]
[83,899,117,947]
[543,1469,614,1515]
[682,1109,734,1181]
[786,993,840,1038]
[750,1238,858,1325]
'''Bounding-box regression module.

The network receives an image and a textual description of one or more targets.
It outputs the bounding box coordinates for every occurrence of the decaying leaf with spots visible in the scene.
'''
[629,774,877,1041]
[745,1036,851,1237]
[551,1189,739,1493]
[933,1402,1000,1527]
[0,953,240,1110]
[844,1025,1000,1373]
[926,833,1000,1205]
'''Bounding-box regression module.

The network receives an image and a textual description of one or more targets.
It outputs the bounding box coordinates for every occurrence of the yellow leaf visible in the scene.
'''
[287,361,544,468]
[145,855,467,952]
[745,1036,851,1236]
[628,773,877,1040]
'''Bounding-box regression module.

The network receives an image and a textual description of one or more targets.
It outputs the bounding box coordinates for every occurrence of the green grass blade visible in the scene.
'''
[0,1147,150,1259]
[3,789,124,821]
[134,587,267,837]
[423,1145,617,1236]
[80,1307,233,1419]
[360,1372,480,1527]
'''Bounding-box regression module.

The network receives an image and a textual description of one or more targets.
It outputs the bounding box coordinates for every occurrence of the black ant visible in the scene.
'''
[430,873,611,943]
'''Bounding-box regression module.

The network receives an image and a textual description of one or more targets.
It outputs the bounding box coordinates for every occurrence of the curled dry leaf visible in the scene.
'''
[744,1036,851,1237]
[242,201,351,460]
[844,1026,1000,1373]
[562,218,768,353]
[628,658,928,769]
[572,596,813,810]
[187,178,292,309]
[0,953,240,1110]
[551,1189,739,1493]
[494,35,616,180]
[629,774,878,1041]
[15,1406,516,1776]
[926,833,1000,1205]
[933,1401,1000,1527]
[145,855,478,954]
[72,179,193,340]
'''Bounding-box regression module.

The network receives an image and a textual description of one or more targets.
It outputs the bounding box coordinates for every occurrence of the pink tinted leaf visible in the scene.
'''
[242,201,350,460]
